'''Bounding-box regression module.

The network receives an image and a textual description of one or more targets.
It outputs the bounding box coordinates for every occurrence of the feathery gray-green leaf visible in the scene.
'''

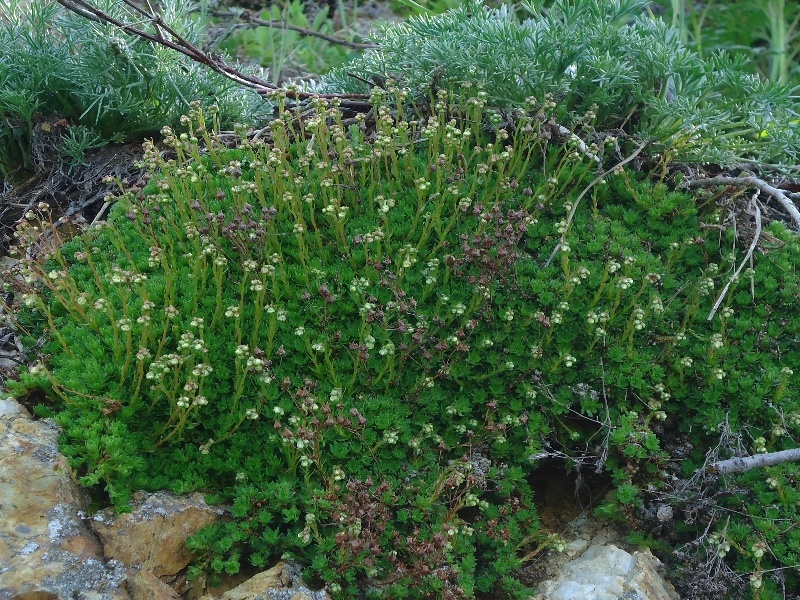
[321,0,799,175]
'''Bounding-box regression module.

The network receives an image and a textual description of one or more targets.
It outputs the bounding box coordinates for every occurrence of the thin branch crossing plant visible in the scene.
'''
[54,0,373,110]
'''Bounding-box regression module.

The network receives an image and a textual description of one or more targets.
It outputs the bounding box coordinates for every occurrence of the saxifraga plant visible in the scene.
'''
[7,86,800,597]
[319,0,800,176]
[0,0,271,181]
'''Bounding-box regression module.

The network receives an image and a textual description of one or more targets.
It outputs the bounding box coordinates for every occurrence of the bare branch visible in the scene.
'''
[543,140,647,267]
[682,174,800,230]
[707,192,761,321]
[209,8,379,50]
[707,448,800,475]
[54,0,374,111]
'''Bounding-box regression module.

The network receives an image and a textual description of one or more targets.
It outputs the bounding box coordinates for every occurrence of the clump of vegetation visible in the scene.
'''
[0,0,271,181]
[6,79,800,597]
[3,0,800,597]
[321,0,800,176]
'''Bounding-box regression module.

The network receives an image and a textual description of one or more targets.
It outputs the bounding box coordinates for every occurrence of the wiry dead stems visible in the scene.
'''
[682,174,800,230]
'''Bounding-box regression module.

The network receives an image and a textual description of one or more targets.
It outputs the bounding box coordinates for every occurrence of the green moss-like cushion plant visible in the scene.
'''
[8,87,800,598]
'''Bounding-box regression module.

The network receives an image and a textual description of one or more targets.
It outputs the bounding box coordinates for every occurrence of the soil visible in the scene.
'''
[530,459,613,532]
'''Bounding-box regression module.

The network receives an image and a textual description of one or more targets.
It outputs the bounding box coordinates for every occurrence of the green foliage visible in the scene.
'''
[712,463,800,595]
[320,0,800,176]
[60,125,107,167]
[652,0,800,85]
[0,0,271,182]
[392,0,481,18]
[8,88,800,597]
[215,0,357,84]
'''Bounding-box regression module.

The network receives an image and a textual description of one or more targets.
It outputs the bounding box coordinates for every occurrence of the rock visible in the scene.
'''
[220,563,289,599]
[125,566,182,600]
[178,565,261,600]
[532,514,679,600]
[0,397,131,599]
[91,491,228,578]
[0,395,24,417]
[627,549,680,600]
[176,567,257,600]
[195,562,330,600]
[535,536,679,600]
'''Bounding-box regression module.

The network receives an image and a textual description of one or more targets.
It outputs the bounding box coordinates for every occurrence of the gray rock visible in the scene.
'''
[0,396,131,600]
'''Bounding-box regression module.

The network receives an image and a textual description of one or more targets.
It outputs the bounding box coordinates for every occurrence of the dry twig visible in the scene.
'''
[706,192,761,321]
[54,0,373,111]
[543,140,647,267]
[682,174,800,230]
[708,448,800,475]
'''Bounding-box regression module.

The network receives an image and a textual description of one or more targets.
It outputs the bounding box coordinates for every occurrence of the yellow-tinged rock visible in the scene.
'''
[126,567,182,600]
[91,491,228,577]
[0,397,130,599]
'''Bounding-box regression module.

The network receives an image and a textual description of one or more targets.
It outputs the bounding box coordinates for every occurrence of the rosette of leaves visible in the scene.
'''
[9,91,800,597]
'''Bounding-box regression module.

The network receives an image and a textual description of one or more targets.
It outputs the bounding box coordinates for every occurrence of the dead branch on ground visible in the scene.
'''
[707,448,800,475]
[681,174,800,230]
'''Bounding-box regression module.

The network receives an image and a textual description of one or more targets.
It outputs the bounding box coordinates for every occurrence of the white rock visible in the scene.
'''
[0,395,26,417]
[563,538,590,558]
[537,544,679,600]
